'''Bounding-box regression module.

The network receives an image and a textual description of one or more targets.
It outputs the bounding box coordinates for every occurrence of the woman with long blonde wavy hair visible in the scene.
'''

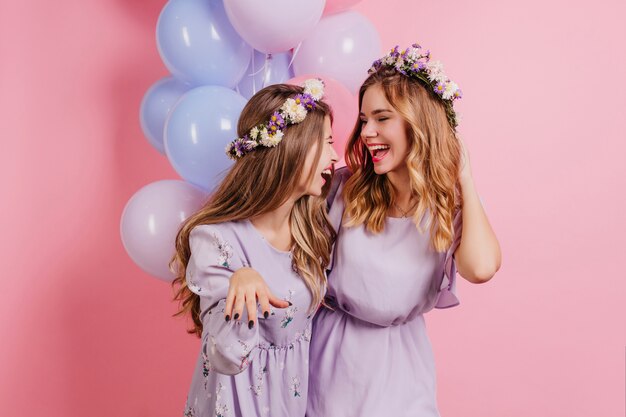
[227,45,501,416]
[171,81,338,417]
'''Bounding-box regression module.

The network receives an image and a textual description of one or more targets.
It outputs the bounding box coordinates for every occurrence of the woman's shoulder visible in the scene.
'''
[190,221,249,247]
[327,166,352,206]
[334,166,352,184]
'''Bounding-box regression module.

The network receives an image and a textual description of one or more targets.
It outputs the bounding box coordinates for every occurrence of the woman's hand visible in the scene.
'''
[224,267,290,328]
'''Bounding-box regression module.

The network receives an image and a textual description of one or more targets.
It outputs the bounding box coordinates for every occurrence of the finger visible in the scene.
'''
[268,292,291,309]
[233,291,245,321]
[224,287,236,322]
[258,290,271,319]
[245,293,258,329]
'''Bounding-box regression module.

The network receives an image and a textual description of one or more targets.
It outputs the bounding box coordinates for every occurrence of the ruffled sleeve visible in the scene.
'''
[435,208,463,309]
[186,224,260,375]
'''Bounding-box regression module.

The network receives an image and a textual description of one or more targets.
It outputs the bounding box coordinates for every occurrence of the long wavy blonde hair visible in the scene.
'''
[170,84,336,337]
[344,67,462,252]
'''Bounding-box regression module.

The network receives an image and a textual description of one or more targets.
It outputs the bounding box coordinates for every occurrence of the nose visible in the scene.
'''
[330,144,339,163]
[361,120,377,141]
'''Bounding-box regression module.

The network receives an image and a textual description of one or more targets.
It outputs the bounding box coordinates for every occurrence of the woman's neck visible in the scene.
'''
[386,167,413,206]
[250,197,296,251]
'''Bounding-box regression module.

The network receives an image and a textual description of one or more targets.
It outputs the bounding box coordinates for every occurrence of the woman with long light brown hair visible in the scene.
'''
[226,44,501,416]
[170,80,338,417]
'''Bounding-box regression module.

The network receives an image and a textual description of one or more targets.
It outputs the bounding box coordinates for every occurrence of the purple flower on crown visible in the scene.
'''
[434,82,446,95]
[294,93,316,111]
[454,89,463,100]
[267,111,285,134]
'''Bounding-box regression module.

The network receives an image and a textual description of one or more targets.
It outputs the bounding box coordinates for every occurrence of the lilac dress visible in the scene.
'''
[182,220,315,417]
[307,169,462,417]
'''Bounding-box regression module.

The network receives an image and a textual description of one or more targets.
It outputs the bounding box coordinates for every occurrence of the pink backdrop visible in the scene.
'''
[1,0,624,416]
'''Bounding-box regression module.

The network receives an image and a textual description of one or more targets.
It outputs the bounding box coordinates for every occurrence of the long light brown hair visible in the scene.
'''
[344,67,462,252]
[170,84,336,337]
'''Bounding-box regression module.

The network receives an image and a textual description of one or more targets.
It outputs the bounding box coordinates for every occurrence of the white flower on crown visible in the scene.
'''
[260,129,284,147]
[259,126,270,145]
[426,60,447,83]
[383,55,396,66]
[407,47,422,61]
[303,79,324,101]
[281,98,307,123]
[442,81,459,100]
[394,56,405,70]
[249,126,260,140]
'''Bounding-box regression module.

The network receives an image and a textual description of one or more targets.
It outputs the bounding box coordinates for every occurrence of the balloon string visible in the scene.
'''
[250,52,257,95]
[262,53,273,88]
[287,42,302,72]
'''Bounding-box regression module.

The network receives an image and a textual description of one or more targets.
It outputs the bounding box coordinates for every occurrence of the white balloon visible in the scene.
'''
[224,0,325,53]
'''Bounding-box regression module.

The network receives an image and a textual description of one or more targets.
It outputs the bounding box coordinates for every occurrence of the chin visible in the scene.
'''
[372,163,391,175]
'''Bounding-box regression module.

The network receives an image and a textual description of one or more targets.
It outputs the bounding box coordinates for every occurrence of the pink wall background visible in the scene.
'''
[1,0,624,416]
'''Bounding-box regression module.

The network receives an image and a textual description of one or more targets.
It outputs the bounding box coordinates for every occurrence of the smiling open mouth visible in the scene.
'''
[368,144,390,162]
[320,166,333,185]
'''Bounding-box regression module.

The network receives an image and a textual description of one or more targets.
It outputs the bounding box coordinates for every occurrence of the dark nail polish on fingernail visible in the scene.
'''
[264,311,269,319]
[225,315,230,322]
[288,302,293,306]
[234,313,240,320]
[248,320,254,329]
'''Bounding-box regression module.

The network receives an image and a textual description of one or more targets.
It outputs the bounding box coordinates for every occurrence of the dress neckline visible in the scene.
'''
[244,219,293,255]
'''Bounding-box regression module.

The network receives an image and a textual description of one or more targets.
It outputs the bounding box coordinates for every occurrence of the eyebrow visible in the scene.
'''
[359,109,392,117]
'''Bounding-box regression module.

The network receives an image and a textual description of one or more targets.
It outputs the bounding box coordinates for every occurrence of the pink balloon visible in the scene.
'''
[293,11,381,94]
[224,0,325,54]
[120,180,208,282]
[288,74,357,162]
[323,0,362,16]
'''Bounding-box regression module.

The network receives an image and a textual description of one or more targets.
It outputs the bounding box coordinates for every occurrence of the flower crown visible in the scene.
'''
[369,44,462,129]
[225,79,326,160]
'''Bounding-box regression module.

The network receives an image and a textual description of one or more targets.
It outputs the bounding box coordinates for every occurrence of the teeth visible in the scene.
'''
[321,169,332,175]
[368,145,390,151]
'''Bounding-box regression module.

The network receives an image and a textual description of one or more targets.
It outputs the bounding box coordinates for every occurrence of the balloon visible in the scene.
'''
[120,180,208,282]
[237,50,294,100]
[156,0,252,87]
[140,77,192,155]
[293,11,381,94]
[323,0,362,16]
[224,0,325,53]
[288,75,357,162]
[164,86,246,191]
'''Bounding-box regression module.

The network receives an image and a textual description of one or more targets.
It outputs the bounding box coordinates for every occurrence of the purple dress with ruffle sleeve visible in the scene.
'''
[182,220,315,417]
[307,169,462,417]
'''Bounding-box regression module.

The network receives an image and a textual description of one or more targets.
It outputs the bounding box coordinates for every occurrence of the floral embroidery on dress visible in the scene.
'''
[281,290,297,328]
[249,365,268,396]
[183,396,198,417]
[209,231,233,268]
[238,340,253,370]
[215,383,229,417]
[288,376,302,397]
[201,351,212,390]
[187,270,202,293]
[293,325,312,344]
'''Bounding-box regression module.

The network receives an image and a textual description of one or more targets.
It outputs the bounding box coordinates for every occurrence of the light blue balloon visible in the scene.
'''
[236,50,295,99]
[140,76,192,155]
[164,86,246,191]
[156,0,252,88]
